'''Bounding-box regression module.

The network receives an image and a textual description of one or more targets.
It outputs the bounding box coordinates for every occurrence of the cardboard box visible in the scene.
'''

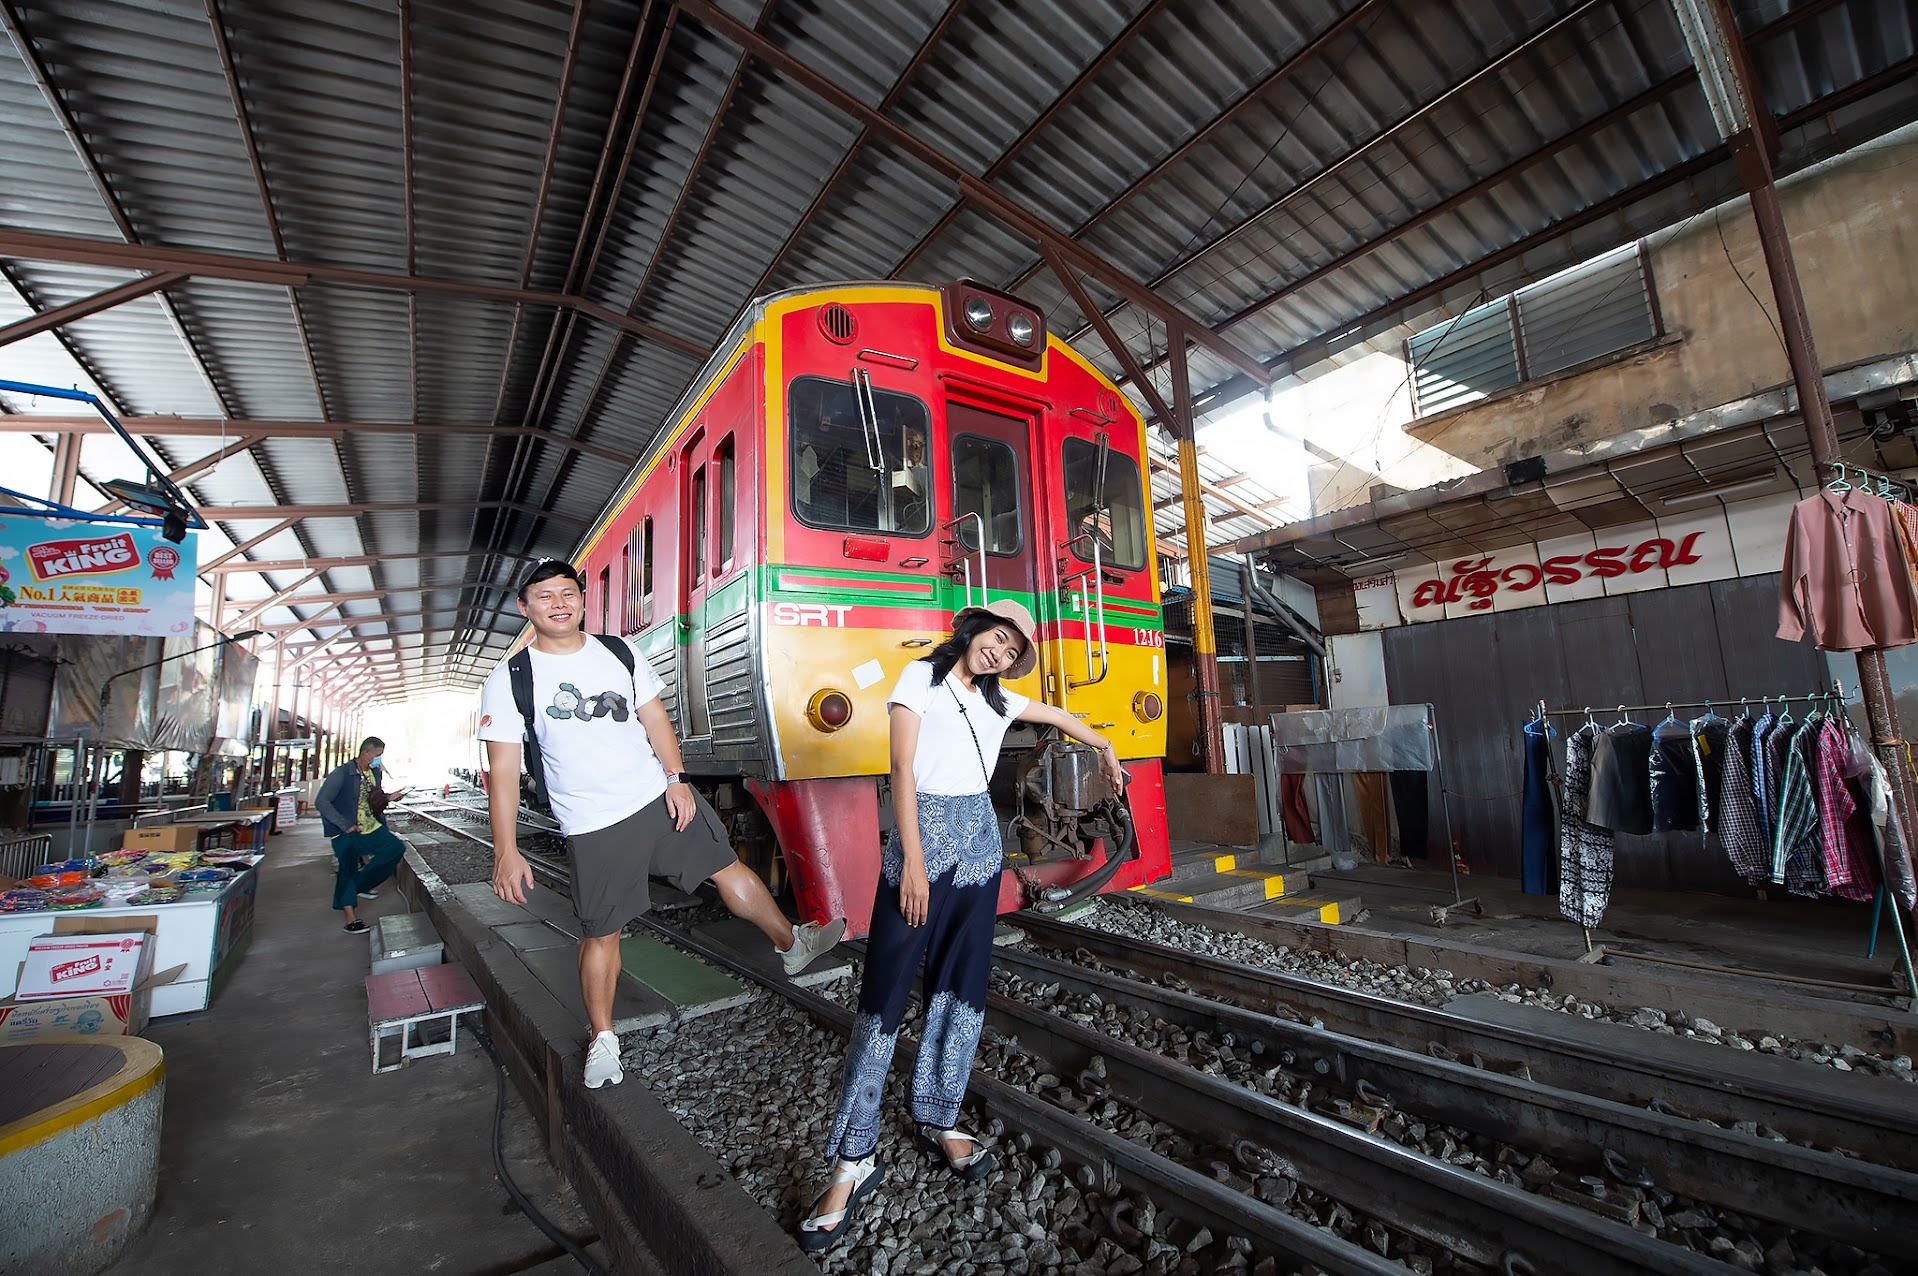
[123,825,201,853]
[0,968,185,1042]
[0,918,185,1041]
[15,931,152,1000]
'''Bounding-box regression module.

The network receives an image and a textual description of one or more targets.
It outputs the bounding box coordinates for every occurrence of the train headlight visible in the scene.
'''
[1007,313,1035,347]
[1132,691,1163,722]
[807,689,854,732]
[964,296,994,331]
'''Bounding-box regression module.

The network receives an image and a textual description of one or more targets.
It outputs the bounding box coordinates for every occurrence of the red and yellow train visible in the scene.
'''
[560,280,1171,934]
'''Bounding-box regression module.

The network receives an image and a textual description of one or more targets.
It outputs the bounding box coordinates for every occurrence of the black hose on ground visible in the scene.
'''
[473,1023,611,1276]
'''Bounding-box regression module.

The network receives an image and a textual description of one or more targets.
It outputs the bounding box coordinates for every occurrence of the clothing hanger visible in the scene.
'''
[1826,462,1851,492]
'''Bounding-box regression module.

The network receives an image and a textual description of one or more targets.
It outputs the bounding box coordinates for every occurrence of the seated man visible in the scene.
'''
[316,736,409,934]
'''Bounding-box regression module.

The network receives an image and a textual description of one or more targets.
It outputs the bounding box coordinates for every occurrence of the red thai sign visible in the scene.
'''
[1405,533,1705,612]
[25,530,140,582]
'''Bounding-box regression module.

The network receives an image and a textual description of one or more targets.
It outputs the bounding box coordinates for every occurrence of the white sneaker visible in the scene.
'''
[583,1031,624,1089]
[780,918,847,976]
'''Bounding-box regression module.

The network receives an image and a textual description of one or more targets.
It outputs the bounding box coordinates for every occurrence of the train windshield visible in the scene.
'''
[790,376,932,536]
[1062,437,1147,570]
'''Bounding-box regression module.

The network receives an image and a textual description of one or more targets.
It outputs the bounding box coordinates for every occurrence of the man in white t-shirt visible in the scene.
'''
[479,561,846,1089]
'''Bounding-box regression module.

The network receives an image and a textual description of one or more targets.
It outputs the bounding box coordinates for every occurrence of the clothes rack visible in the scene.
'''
[1533,683,1918,1003]
[1823,459,1911,501]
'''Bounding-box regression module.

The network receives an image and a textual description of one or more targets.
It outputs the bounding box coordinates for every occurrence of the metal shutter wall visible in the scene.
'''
[1515,246,1656,379]
[1408,301,1521,415]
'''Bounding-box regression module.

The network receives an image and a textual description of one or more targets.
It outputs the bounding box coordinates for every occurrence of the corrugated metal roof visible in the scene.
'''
[2,0,1912,700]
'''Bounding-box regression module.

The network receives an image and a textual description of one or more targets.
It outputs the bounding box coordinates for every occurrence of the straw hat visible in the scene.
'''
[953,598,1038,679]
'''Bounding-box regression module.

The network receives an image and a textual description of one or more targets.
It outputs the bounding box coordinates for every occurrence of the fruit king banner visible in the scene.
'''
[0,516,197,637]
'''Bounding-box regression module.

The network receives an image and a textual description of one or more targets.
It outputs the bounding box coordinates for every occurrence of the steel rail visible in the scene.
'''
[1015,913,1918,1171]
[976,989,1729,1276]
[637,914,1406,1276]
[991,941,1918,1252]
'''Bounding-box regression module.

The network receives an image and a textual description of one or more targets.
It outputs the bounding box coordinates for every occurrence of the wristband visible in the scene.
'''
[663,771,683,785]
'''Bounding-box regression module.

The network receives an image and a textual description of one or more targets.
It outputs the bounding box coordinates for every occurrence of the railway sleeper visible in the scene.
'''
[976,987,1731,1276]
[1014,913,1918,1171]
[639,915,1410,1276]
[985,943,1918,1255]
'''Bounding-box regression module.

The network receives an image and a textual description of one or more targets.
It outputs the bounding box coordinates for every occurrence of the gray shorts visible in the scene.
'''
[567,792,738,937]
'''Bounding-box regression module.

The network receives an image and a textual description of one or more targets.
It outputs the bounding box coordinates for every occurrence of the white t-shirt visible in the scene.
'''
[887,660,1031,796]
[477,636,669,836]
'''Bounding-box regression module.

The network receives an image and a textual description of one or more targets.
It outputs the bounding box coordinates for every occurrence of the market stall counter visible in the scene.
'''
[0,862,260,1018]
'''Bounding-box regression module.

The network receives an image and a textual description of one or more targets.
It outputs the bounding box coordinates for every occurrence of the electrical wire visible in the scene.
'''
[474,1023,611,1276]
[1714,202,1788,360]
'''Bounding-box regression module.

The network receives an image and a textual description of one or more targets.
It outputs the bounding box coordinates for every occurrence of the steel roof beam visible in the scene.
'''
[0,272,186,348]
[1051,0,1612,350]
[95,433,264,515]
[225,569,324,630]
[736,0,968,306]
[672,0,1269,389]
[204,0,330,422]
[0,2,237,418]
[0,228,712,360]
[201,549,490,577]
[252,598,520,635]
[198,500,588,525]
[1003,0,1393,299]
[486,0,593,430]
[0,415,634,466]
[201,517,298,572]
[895,0,1172,278]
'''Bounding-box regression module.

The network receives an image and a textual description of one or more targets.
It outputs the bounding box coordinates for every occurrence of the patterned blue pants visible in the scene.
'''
[824,791,1001,1161]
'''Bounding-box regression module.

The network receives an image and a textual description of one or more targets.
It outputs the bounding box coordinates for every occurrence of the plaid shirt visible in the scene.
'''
[1717,716,1767,884]
[1764,717,1810,886]
[1815,716,1875,900]
[1750,712,1777,835]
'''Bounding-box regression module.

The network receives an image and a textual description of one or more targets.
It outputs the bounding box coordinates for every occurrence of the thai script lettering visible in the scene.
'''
[1406,534,1704,612]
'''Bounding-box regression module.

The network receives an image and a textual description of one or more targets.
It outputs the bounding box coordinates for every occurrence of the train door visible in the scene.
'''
[679,429,713,744]
[946,401,1042,614]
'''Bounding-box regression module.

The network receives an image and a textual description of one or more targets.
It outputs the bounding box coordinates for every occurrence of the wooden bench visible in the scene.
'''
[364,964,485,1074]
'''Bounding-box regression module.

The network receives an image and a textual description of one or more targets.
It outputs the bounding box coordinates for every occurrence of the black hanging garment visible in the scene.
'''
[1587,722,1654,836]
[1649,719,1702,832]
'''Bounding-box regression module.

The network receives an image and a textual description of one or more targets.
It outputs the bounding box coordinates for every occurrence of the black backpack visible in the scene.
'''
[506,634,637,808]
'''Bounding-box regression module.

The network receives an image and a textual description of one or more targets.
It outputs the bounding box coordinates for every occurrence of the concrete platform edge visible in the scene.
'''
[397,851,813,1276]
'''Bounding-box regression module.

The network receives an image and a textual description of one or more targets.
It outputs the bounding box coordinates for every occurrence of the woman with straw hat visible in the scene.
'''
[797,599,1127,1251]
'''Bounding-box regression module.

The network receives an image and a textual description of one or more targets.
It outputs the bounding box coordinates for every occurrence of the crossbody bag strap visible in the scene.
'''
[948,681,993,787]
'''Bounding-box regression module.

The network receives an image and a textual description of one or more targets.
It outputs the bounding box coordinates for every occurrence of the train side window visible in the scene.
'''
[630,516,654,626]
[1061,438,1147,571]
[716,435,735,573]
[598,566,611,634]
[951,434,1022,556]
[789,375,932,536]
[691,465,708,582]
[620,543,632,632]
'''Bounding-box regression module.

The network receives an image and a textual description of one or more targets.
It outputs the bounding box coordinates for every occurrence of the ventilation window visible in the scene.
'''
[818,304,857,345]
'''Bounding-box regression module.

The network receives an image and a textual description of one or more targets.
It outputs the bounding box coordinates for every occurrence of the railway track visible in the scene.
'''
[396,807,1915,1274]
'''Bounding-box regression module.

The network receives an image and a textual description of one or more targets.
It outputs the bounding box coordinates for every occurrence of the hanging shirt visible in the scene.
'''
[1689,713,1730,833]
[1777,489,1918,651]
[1649,720,1701,832]
[1750,711,1778,837]
[1813,716,1872,901]
[1587,722,1654,835]
[1865,750,1918,911]
[1763,714,1797,847]
[1717,715,1768,883]
[1558,724,1615,929]
[1770,716,1823,895]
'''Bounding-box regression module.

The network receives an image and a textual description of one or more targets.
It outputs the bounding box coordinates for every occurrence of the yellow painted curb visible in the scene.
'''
[0,1037,165,1158]
[1128,886,1194,902]
[1211,853,1238,873]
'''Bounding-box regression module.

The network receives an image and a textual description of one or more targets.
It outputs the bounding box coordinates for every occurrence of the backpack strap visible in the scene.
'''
[507,647,548,804]
[593,632,636,677]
